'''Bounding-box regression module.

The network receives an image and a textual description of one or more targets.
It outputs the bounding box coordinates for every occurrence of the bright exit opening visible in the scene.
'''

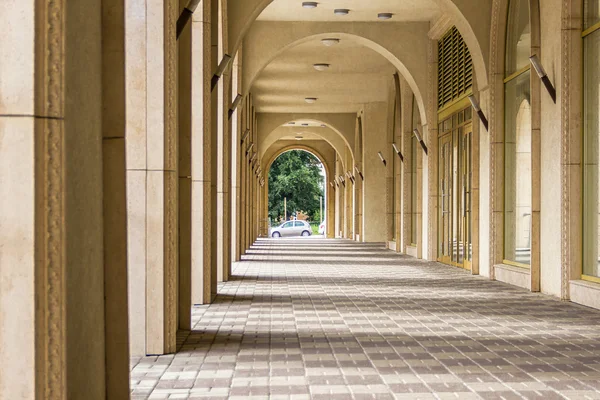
[268,150,326,238]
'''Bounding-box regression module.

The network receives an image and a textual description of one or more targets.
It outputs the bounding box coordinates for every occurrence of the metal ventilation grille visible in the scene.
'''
[438,27,473,110]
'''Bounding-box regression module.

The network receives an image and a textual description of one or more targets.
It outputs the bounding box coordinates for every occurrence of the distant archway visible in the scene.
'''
[263,144,335,238]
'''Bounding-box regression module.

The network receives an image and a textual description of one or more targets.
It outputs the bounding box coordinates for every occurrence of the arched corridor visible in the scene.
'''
[131,239,600,399]
[3,0,600,398]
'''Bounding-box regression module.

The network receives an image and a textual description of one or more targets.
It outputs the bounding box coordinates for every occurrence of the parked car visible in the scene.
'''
[271,220,312,238]
[318,219,326,235]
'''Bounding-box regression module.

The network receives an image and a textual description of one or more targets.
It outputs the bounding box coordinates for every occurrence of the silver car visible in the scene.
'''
[270,220,312,238]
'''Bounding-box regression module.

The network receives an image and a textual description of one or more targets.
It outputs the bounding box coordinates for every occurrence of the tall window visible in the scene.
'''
[583,1,600,280]
[411,96,419,245]
[504,0,532,266]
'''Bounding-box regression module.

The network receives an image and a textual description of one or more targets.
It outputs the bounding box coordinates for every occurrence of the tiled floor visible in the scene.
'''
[131,239,600,399]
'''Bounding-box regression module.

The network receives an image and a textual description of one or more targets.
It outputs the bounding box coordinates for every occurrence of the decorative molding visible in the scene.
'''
[560,0,581,300]
[35,0,67,398]
[428,14,453,40]
[164,0,178,353]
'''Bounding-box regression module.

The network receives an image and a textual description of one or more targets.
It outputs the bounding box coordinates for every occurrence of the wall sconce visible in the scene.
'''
[345,171,352,183]
[228,94,243,119]
[354,165,364,181]
[176,0,202,39]
[240,128,250,144]
[468,95,489,131]
[378,151,387,166]
[391,143,404,162]
[211,54,233,91]
[346,171,355,184]
[413,129,429,155]
[245,142,254,156]
[529,55,557,104]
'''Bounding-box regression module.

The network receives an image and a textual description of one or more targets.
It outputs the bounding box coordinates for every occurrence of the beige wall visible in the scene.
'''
[362,103,390,243]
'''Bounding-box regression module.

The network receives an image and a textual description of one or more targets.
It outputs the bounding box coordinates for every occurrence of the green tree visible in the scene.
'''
[268,150,324,223]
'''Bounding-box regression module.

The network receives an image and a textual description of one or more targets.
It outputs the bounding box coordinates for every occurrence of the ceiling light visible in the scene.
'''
[302,2,318,8]
[288,122,296,125]
[378,12,393,20]
[334,9,350,16]
[320,124,326,127]
[321,38,340,46]
[305,97,318,104]
[295,136,303,140]
[313,63,330,71]
[302,123,309,126]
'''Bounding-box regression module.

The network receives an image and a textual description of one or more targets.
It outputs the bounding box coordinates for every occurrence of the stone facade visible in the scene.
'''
[2,0,600,398]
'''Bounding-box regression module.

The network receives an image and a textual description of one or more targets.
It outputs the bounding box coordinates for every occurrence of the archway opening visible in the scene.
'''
[267,149,326,237]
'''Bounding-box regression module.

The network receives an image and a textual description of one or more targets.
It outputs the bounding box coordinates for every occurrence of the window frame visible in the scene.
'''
[581,7,600,283]
[502,0,533,269]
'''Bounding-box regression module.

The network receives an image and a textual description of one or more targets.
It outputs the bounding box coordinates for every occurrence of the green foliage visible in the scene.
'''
[268,150,324,223]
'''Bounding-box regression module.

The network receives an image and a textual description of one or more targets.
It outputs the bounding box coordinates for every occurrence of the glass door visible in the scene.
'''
[439,133,453,265]
[438,107,473,270]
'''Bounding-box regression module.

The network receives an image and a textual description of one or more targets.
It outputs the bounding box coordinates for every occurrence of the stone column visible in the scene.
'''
[208,0,219,302]
[217,0,232,282]
[0,4,37,394]
[126,0,178,355]
[362,103,390,243]
[178,0,193,331]
[231,54,243,262]
[400,79,416,255]
[334,156,343,237]
[425,39,439,261]
[239,100,248,254]
[1,1,133,398]
[102,0,131,396]
[354,116,364,241]
[345,147,354,239]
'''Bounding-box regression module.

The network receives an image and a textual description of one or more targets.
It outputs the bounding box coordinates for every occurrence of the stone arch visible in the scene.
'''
[245,30,430,126]
[258,113,356,159]
[229,0,491,95]
[264,145,331,181]
[261,144,336,238]
[261,126,349,170]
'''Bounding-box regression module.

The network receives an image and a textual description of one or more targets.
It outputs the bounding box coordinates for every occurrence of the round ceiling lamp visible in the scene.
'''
[302,2,318,8]
[334,9,350,16]
[313,63,330,71]
[321,38,340,46]
[305,97,318,104]
[378,12,393,20]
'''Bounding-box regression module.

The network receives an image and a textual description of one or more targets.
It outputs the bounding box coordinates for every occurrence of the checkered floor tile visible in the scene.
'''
[131,239,600,399]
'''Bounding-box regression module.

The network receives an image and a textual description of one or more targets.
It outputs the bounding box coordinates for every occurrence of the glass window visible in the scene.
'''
[583,2,600,278]
[505,0,531,77]
[283,222,293,229]
[294,221,305,227]
[585,0,600,29]
[504,0,532,266]
[504,72,532,265]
